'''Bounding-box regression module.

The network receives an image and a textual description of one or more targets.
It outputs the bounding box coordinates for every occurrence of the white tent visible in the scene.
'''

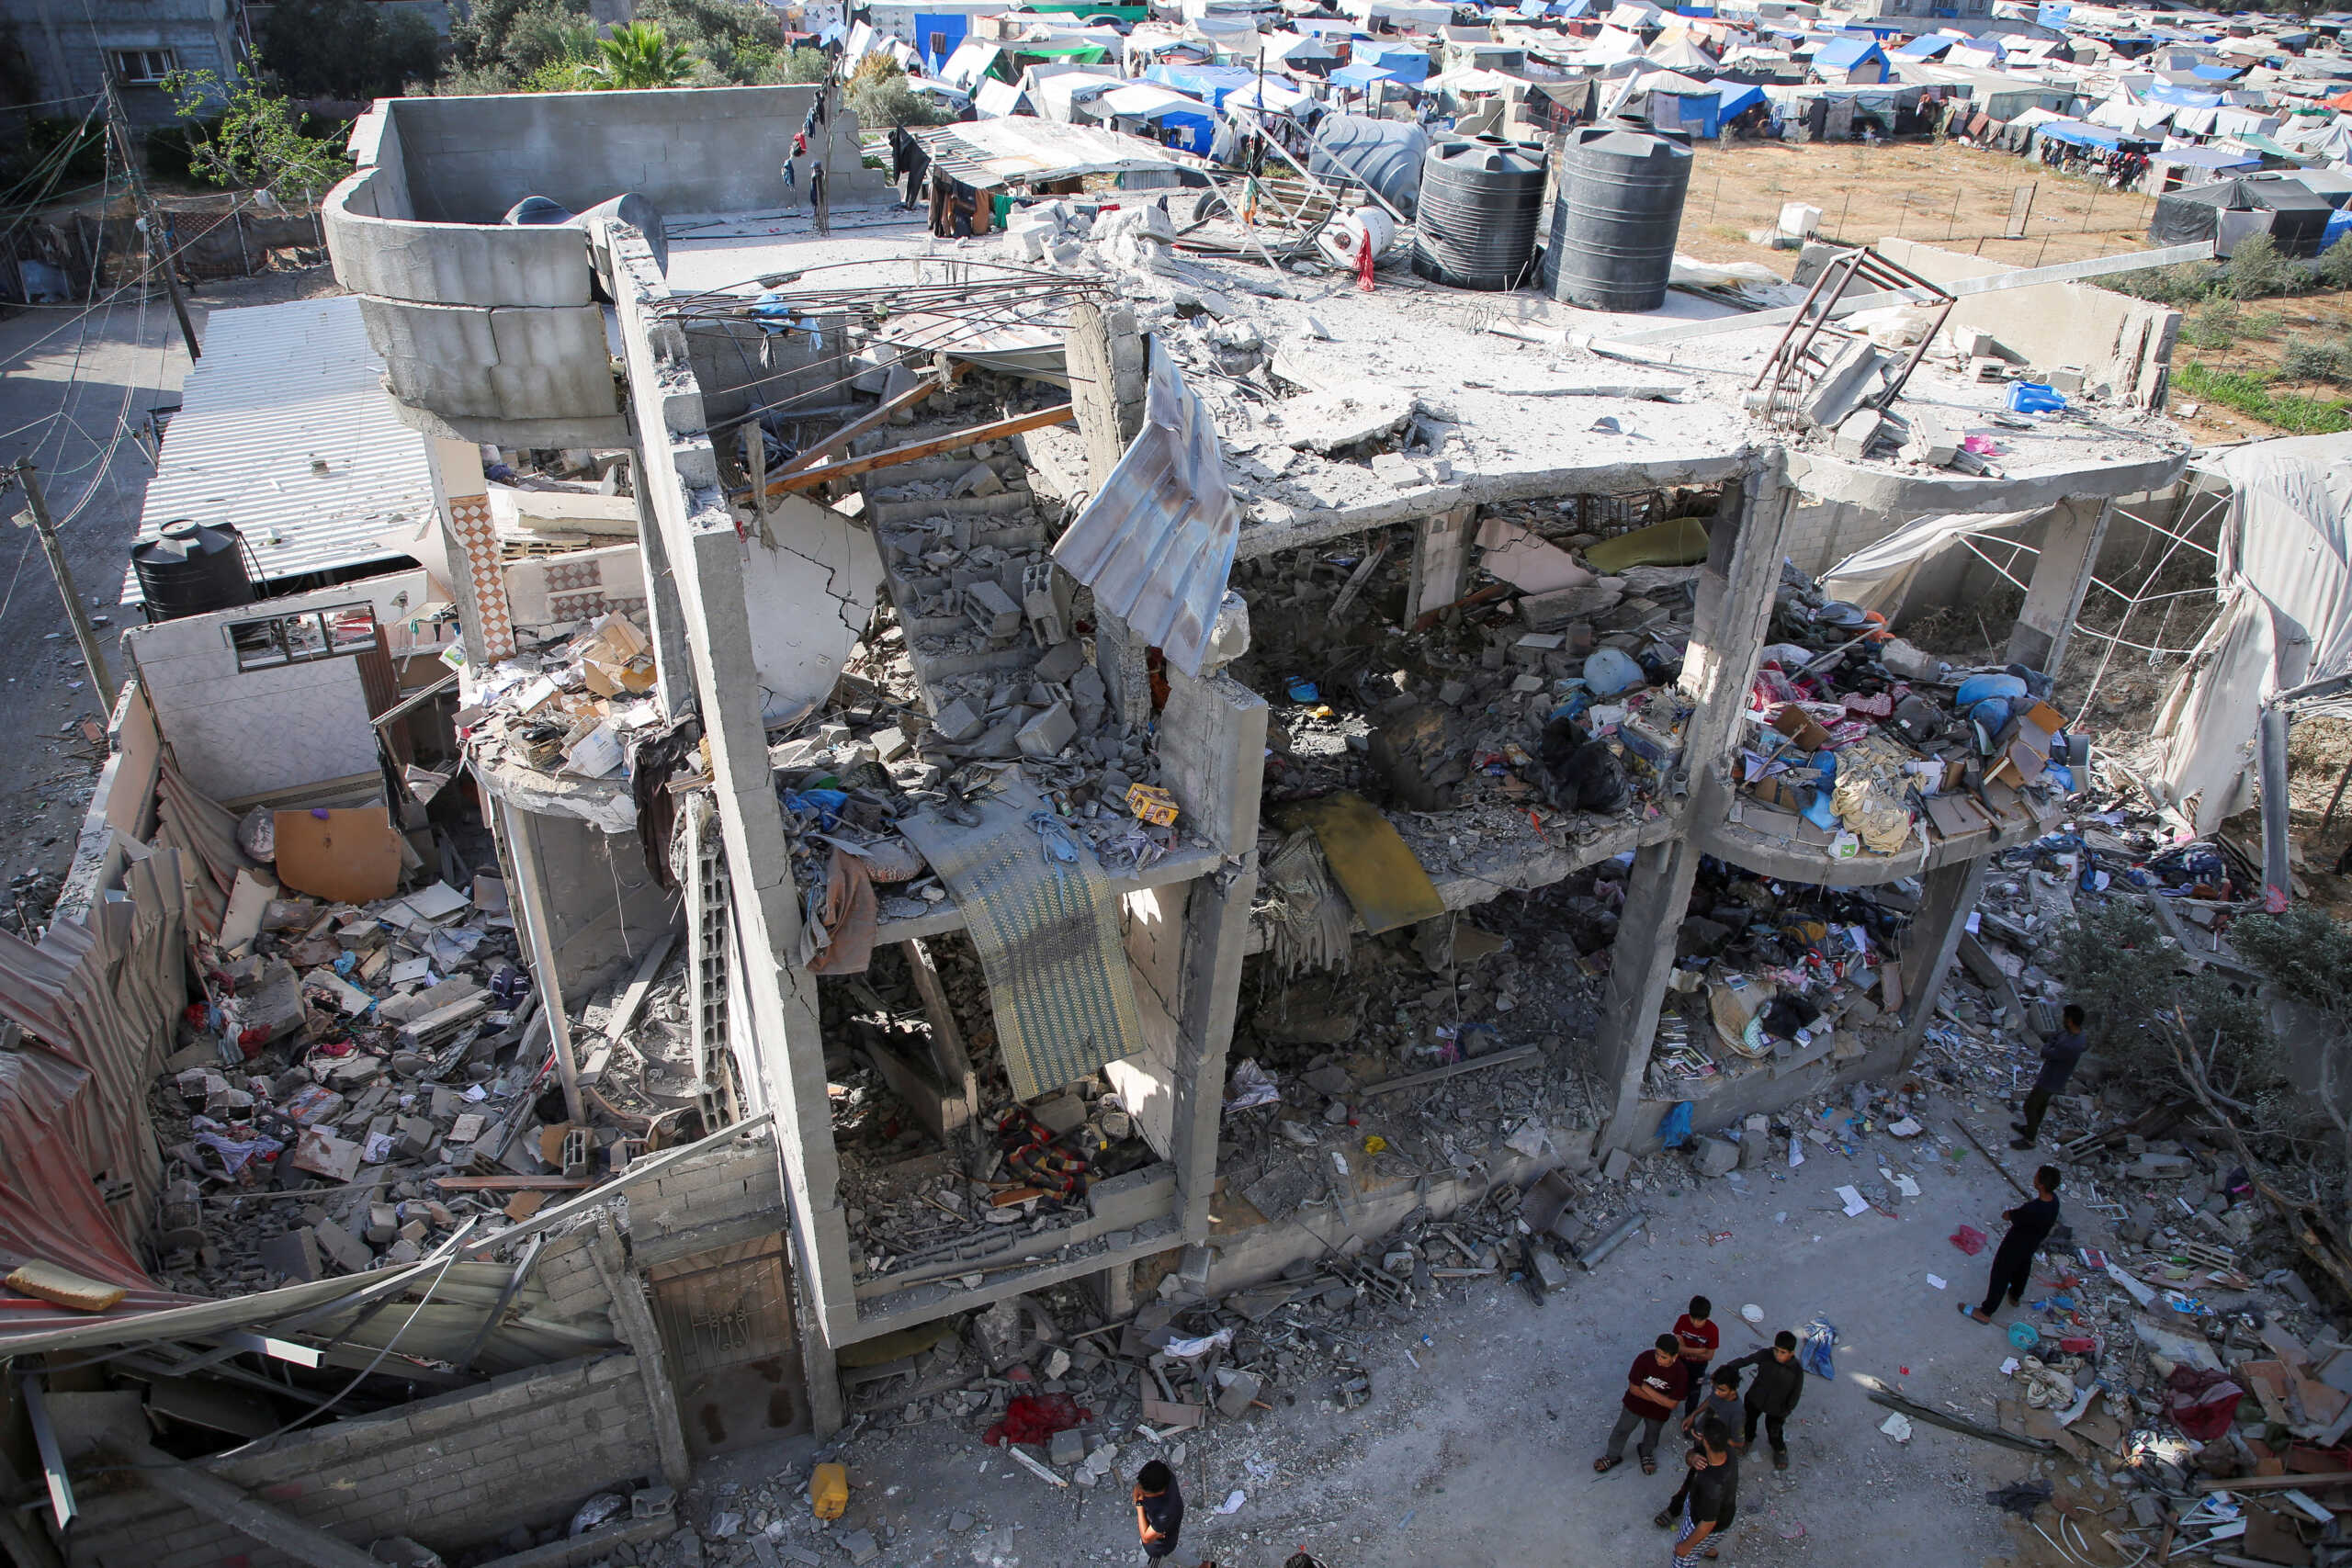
[2152,434,2352,832]
[1646,31,1719,71]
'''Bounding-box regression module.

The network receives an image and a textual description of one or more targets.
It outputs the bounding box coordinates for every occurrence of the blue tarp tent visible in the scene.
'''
[912,11,970,72]
[1710,78,1766,118]
[1330,61,1403,88]
[2146,81,2224,107]
[1652,89,1723,136]
[2037,118,2125,149]
[1361,42,1432,82]
[1894,33,1959,58]
[1143,62,1259,106]
[1812,36,1890,81]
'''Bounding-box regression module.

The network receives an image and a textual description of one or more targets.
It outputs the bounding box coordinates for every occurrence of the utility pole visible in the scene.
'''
[9,461,117,720]
[101,77,200,361]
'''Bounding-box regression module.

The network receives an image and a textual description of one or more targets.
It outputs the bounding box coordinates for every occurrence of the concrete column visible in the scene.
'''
[1154,669,1265,1239]
[606,229,846,1436]
[1406,503,1476,622]
[1896,856,1990,1053]
[423,436,515,663]
[632,465,695,718]
[497,799,586,1127]
[1597,457,1792,1150]
[1068,299,1152,728]
[2007,497,2111,672]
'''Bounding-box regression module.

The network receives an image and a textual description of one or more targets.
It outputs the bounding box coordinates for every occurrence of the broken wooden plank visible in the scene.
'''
[757,363,974,491]
[1003,1443,1070,1487]
[1868,1389,2055,1455]
[1140,1396,1206,1428]
[1358,1045,1542,1097]
[429,1175,601,1191]
[371,671,459,732]
[766,404,1076,494]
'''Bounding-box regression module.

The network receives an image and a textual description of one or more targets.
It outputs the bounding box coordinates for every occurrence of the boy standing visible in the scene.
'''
[1656,1371,1745,1528]
[1673,1296,1721,1415]
[1598,1334,1691,1475]
[1673,1416,1739,1564]
[1717,1330,1806,1471]
[2012,1005,2088,1149]
[1967,1165,2062,1325]
[1133,1460,1183,1563]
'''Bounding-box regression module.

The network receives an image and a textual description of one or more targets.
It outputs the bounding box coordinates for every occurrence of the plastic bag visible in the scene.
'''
[1799,1315,1838,1380]
[1657,1101,1694,1149]
[1949,1224,1987,1256]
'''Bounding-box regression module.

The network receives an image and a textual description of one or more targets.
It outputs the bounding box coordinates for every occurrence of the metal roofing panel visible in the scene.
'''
[124,296,435,604]
[1051,343,1237,678]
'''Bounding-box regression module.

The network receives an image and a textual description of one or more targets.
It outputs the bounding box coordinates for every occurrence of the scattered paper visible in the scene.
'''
[1894,1175,1922,1199]
[1879,1413,1913,1442]
[1888,1117,1923,1138]
[1215,1490,1247,1516]
[1788,1135,1805,1168]
[2000,1357,2021,1377]
[1926,1274,1947,1290]
[1836,1184,1870,1217]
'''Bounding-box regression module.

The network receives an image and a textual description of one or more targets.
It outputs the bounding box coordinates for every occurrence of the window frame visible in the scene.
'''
[109,48,178,85]
[225,604,380,672]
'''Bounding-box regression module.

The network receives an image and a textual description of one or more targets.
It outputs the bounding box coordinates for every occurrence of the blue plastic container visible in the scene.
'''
[2007,382,2066,414]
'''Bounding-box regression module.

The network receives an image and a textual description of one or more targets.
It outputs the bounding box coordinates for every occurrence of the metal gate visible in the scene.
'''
[648,1235,808,1456]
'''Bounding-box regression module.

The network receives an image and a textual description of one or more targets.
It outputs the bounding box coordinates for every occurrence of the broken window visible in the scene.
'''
[109,48,175,85]
[227,605,380,671]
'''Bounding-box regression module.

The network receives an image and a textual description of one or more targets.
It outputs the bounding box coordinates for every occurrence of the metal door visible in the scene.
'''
[648,1235,808,1456]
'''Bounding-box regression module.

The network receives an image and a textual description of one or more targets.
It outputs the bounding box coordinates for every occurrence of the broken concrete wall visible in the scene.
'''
[1106,882,1191,1158]
[503,543,650,634]
[740,495,888,728]
[628,1125,789,1264]
[56,679,165,925]
[1875,237,2181,409]
[65,1351,665,1567]
[120,577,429,804]
[503,809,676,997]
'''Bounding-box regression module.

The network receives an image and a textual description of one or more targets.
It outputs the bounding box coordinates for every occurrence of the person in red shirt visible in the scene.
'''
[1597,1334,1691,1475]
[1673,1295,1722,1416]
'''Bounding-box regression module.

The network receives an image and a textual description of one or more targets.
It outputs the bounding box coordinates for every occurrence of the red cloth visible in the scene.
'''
[1674,1313,1722,1361]
[984,1393,1093,1449]
[1950,1224,1987,1256]
[1356,229,1374,292]
[2166,1367,2243,1442]
[1622,1351,1690,1418]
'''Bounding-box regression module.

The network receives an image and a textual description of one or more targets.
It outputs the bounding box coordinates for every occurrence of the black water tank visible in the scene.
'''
[132,521,254,622]
[1308,115,1431,221]
[1542,118,1693,313]
[1412,135,1548,290]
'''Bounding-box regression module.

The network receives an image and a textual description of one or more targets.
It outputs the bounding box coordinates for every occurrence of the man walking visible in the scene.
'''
[1966,1165,2063,1325]
[1656,1371,1745,1528]
[1673,1295,1721,1415]
[1598,1334,1691,1475]
[1673,1416,1738,1563]
[1717,1330,1805,1471]
[1133,1459,1182,1563]
[2012,1004,2088,1149]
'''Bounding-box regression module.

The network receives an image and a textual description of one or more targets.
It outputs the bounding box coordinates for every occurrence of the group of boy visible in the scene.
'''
[1592,1296,1808,1562]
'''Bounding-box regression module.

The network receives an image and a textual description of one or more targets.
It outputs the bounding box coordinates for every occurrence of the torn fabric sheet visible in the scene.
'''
[1819,509,2050,617]
[1052,342,1239,678]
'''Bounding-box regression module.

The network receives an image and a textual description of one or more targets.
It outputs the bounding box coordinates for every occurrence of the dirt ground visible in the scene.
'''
[0,262,340,931]
[686,1087,2115,1568]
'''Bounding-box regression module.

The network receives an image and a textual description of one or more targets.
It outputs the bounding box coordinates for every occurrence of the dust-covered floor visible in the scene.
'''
[665,1100,2120,1568]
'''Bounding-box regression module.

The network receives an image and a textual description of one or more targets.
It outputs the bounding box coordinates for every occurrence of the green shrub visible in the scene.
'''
[2282,336,2352,389]
[2113,259,2219,306]
[2182,299,2244,349]
[2223,231,2304,300]
[2317,238,2352,291]
[2177,359,2352,434]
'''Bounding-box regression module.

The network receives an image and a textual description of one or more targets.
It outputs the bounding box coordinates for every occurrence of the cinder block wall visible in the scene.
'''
[68,1353,662,1567]
[628,1129,787,1257]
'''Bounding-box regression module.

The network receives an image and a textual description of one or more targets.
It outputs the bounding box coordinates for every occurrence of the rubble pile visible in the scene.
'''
[460,611,662,808]
[1727,564,2079,862]
[148,874,562,1293]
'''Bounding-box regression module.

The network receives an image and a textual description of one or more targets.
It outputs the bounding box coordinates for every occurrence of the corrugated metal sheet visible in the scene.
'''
[910,119,1205,191]
[1051,343,1238,677]
[124,296,435,604]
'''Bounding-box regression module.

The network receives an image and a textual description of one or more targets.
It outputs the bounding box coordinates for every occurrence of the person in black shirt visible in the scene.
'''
[1966,1165,2062,1325]
[1673,1415,1738,1563]
[2013,1004,2089,1149]
[1134,1460,1183,1563]
[1716,1330,1805,1471]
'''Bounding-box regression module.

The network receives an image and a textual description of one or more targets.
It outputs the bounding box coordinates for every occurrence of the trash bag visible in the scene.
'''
[1950,1224,1987,1255]
[1799,1315,1837,1380]
[569,1495,628,1537]
[1582,646,1644,697]
[1544,738,1631,814]
[1657,1100,1694,1149]
[1954,671,2029,708]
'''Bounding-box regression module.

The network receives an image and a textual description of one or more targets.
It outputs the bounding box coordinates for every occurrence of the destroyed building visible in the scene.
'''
[0,81,2212,1563]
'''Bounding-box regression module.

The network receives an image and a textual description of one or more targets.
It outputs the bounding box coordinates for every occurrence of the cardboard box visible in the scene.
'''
[576,614,656,697]
[1770,704,1833,751]
[1126,783,1180,826]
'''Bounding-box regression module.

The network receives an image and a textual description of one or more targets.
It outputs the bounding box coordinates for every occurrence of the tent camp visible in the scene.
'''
[1812,36,1891,84]
[2148,173,2336,256]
